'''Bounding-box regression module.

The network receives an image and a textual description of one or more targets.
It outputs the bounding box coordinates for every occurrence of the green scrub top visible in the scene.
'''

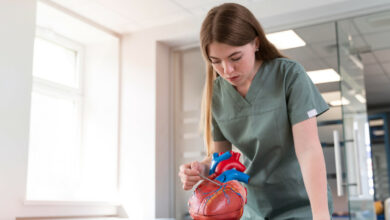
[211,58,334,219]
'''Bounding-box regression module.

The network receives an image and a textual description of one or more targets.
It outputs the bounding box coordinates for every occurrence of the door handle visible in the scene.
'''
[333,130,344,196]
[353,129,363,196]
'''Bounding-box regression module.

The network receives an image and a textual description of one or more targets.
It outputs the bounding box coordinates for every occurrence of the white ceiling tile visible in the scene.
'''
[137,10,190,30]
[294,22,336,44]
[348,35,369,51]
[111,22,139,33]
[188,6,209,17]
[310,41,338,58]
[281,46,317,61]
[250,0,345,22]
[360,52,377,65]
[300,59,333,72]
[338,20,360,36]
[353,11,390,35]
[323,56,338,70]
[50,0,90,9]
[382,62,390,76]
[170,0,215,9]
[185,0,253,17]
[364,63,385,75]
[373,49,390,62]
[36,2,117,45]
[77,2,135,26]
[216,0,251,6]
[172,0,250,10]
[365,74,390,88]
[94,0,188,23]
[363,31,390,51]
[49,0,136,32]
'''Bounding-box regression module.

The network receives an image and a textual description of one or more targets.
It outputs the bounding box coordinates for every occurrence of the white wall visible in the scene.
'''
[155,42,174,218]
[0,1,120,219]
[120,18,200,218]
[120,33,157,220]
[0,1,36,219]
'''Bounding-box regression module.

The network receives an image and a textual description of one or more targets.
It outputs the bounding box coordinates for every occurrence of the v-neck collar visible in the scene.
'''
[223,61,266,108]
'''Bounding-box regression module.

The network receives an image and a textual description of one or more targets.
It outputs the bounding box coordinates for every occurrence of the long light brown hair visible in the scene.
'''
[200,3,284,156]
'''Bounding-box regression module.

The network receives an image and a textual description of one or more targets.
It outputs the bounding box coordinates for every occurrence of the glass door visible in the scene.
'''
[336,19,376,219]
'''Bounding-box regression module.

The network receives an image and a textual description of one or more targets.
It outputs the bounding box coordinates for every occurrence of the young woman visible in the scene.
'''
[178,3,333,219]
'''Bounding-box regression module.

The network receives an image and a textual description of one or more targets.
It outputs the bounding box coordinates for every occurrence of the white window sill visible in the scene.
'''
[16,218,125,220]
[23,200,121,206]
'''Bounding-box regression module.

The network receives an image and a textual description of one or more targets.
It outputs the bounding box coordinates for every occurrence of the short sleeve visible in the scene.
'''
[285,62,329,125]
[212,116,227,141]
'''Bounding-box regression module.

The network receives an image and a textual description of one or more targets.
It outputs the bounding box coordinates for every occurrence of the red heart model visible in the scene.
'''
[188,174,247,220]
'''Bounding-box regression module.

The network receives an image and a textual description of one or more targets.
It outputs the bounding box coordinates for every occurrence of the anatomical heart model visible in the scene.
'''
[188,151,250,220]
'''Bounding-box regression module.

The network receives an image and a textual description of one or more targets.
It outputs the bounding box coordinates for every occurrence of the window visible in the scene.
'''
[24,3,120,217]
[27,28,85,201]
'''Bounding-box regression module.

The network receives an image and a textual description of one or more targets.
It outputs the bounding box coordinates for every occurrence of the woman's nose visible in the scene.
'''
[222,61,234,75]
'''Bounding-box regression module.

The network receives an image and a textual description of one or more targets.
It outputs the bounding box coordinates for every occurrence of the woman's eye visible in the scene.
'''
[231,57,242,62]
[211,60,221,64]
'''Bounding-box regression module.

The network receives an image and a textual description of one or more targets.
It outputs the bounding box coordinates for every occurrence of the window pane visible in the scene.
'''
[33,37,78,87]
[27,91,82,200]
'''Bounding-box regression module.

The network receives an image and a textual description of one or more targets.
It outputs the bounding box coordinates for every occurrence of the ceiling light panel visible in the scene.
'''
[307,68,340,84]
[321,91,341,103]
[266,30,306,50]
[355,94,367,103]
[329,97,350,106]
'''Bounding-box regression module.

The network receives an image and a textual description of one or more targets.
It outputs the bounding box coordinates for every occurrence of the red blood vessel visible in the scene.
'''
[214,151,246,175]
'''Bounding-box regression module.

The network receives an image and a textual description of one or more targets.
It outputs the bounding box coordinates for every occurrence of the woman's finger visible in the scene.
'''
[184,167,200,176]
[181,174,201,183]
[183,181,198,190]
[179,163,191,172]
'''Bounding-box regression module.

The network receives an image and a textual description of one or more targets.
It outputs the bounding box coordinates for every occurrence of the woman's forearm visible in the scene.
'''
[201,156,212,167]
[296,144,330,219]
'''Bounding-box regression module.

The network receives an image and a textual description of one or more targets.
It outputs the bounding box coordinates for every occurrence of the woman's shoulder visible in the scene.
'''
[267,57,304,70]
[266,58,306,78]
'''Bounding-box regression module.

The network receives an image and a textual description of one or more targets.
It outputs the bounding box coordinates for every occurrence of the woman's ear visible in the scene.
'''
[254,37,260,50]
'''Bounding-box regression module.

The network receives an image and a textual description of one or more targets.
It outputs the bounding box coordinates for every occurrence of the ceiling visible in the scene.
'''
[44,0,390,110]
[47,0,348,34]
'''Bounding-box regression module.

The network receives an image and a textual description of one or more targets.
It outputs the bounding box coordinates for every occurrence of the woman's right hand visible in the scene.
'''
[178,161,209,190]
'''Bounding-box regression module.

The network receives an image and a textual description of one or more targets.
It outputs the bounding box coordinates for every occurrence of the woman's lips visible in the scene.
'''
[228,76,239,82]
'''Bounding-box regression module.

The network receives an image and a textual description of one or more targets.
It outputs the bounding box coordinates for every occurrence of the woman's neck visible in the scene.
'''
[236,60,263,97]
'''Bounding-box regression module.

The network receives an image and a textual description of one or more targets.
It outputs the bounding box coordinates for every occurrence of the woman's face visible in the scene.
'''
[208,39,259,88]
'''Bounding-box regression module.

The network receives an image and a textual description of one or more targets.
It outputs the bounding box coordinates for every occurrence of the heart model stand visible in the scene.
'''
[188,151,250,220]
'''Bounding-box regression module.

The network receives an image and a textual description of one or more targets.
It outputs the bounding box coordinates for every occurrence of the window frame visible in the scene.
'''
[33,26,84,91]
[26,26,89,204]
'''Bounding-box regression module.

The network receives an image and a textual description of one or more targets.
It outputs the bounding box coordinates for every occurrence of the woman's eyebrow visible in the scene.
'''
[209,51,242,59]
